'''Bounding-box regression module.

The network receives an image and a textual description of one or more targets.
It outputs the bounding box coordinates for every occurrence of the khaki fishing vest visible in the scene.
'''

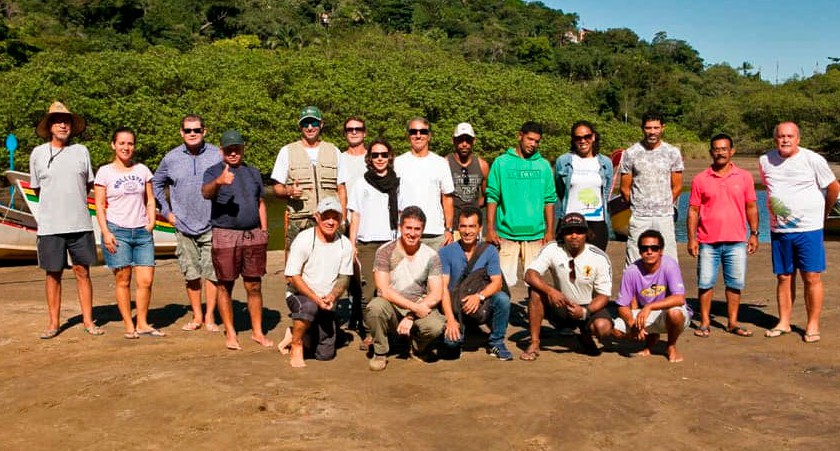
[286,141,338,219]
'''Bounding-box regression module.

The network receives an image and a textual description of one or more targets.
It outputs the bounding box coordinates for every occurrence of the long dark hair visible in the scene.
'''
[365,139,395,171]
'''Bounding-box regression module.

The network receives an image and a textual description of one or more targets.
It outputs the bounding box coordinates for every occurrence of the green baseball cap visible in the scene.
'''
[298,105,323,125]
[220,129,244,148]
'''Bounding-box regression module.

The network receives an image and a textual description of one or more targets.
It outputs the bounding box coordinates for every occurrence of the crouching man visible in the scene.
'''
[439,206,513,360]
[280,197,354,367]
[365,206,446,371]
[612,229,690,363]
[522,213,613,359]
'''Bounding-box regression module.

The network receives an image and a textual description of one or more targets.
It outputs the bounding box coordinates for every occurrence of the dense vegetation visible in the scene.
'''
[1,0,839,173]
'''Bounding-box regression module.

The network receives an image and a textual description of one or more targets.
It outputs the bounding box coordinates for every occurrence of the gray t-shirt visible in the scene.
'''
[373,240,442,301]
[29,142,94,235]
[619,141,683,217]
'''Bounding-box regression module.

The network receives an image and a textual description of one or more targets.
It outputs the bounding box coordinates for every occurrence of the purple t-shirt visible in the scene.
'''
[94,163,154,229]
[616,255,689,314]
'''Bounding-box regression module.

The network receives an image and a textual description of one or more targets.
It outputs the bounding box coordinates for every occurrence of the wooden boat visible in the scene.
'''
[1,170,176,261]
[607,149,629,239]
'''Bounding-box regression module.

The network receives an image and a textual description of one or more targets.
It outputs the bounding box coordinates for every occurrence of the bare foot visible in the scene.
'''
[289,343,306,368]
[277,328,293,355]
[225,333,241,350]
[632,348,652,357]
[251,334,275,348]
[667,345,683,363]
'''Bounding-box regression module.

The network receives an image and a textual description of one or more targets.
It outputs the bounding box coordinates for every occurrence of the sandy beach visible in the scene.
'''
[1,157,839,450]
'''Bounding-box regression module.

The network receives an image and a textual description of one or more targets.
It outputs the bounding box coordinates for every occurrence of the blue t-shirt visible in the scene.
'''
[438,241,502,292]
[203,162,263,230]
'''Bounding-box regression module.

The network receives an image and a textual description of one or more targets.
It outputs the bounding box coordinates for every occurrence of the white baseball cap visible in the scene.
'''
[316,197,342,214]
[453,122,475,138]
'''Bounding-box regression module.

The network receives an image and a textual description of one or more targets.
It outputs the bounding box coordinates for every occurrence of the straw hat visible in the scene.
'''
[36,101,87,140]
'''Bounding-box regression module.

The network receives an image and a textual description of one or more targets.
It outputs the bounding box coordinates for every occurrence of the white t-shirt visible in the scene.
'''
[348,178,396,242]
[269,141,348,185]
[340,152,367,197]
[284,228,354,298]
[394,152,454,235]
[526,242,612,305]
[94,163,154,229]
[760,147,838,233]
[566,155,604,221]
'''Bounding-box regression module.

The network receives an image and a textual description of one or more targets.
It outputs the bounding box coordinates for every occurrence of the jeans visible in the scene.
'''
[443,291,511,348]
[697,242,747,290]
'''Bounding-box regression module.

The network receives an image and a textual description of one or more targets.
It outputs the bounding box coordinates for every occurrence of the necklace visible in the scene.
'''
[48,145,65,168]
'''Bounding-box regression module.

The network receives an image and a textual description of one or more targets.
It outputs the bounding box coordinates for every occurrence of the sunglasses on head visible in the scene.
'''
[183,127,203,134]
[639,244,662,253]
[408,128,430,136]
[345,126,365,133]
[300,119,321,128]
[568,259,576,283]
[573,133,593,141]
[370,151,389,159]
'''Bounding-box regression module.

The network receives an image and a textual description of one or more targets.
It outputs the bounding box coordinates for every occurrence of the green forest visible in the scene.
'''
[2,0,840,174]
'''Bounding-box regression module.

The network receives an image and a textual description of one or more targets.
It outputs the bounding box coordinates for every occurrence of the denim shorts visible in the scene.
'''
[102,222,155,269]
[697,242,747,290]
[771,230,825,274]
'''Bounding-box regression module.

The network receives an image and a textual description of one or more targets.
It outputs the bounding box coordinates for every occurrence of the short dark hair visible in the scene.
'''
[637,229,664,249]
[400,205,426,227]
[406,117,430,133]
[344,116,365,130]
[365,139,395,171]
[641,112,664,128]
[181,114,205,129]
[709,133,734,149]
[569,120,601,155]
[458,205,483,227]
[111,126,135,143]
[519,121,542,135]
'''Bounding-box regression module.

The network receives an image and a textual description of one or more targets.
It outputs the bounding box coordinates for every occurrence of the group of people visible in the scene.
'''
[30,101,837,370]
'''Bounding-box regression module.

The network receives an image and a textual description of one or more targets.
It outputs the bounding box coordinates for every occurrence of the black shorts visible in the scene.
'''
[37,231,97,272]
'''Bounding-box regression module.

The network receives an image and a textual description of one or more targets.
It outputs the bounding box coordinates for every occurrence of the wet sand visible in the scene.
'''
[1,158,839,450]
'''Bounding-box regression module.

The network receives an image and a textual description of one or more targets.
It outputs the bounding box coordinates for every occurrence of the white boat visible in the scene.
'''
[1,170,177,261]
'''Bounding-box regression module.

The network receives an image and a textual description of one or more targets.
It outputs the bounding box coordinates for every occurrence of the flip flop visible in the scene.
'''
[84,326,105,336]
[124,331,140,340]
[226,342,242,351]
[137,328,166,337]
[519,349,540,361]
[803,332,821,343]
[181,321,202,331]
[693,326,711,338]
[358,336,372,351]
[204,323,221,333]
[727,326,753,337]
[40,328,59,340]
[277,327,293,355]
[764,328,791,338]
[252,336,275,348]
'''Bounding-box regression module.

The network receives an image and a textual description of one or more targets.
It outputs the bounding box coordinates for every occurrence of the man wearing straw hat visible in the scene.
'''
[30,101,101,339]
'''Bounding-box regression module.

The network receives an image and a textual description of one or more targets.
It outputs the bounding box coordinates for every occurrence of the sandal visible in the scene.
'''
[693,326,711,338]
[764,328,791,338]
[40,328,59,340]
[803,332,821,343]
[519,349,540,361]
[84,325,105,336]
[137,328,166,338]
[204,323,221,333]
[124,331,140,340]
[181,321,202,331]
[727,326,753,337]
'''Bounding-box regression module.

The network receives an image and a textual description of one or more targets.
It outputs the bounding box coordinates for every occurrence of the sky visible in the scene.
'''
[542,0,840,83]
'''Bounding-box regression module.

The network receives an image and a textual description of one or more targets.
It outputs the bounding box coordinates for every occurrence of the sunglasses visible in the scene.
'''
[345,126,365,133]
[568,259,576,283]
[370,152,389,159]
[639,244,662,253]
[408,128,430,136]
[182,127,203,134]
[573,133,593,141]
[455,136,474,144]
[460,166,470,185]
[300,119,321,128]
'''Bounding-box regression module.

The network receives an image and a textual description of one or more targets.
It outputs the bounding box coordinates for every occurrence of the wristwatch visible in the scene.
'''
[478,293,486,301]
[750,230,759,237]
[446,227,455,233]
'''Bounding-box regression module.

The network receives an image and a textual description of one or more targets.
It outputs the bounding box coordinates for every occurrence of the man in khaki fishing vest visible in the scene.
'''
[271,106,348,250]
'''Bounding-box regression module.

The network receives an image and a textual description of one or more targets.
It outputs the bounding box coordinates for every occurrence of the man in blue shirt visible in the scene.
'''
[152,114,222,332]
[439,206,512,360]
